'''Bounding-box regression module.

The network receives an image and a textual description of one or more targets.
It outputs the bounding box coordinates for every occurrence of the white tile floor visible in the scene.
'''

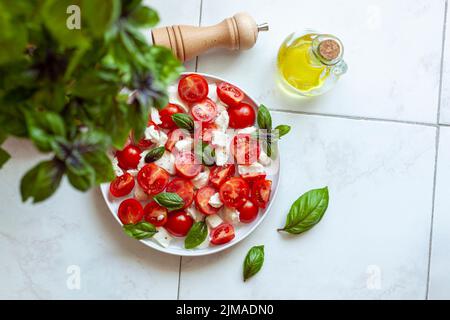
[1,0,450,299]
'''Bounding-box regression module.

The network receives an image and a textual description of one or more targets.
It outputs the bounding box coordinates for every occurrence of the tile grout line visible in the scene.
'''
[425,0,448,300]
[177,0,204,301]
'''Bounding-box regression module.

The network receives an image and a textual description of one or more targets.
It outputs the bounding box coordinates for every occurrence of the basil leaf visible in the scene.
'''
[153,192,184,210]
[0,147,11,169]
[185,221,208,249]
[257,104,272,130]
[195,142,215,166]
[123,222,158,240]
[144,146,165,163]
[278,187,329,234]
[243,245,264,281]
[274,125,291,139]
[172,113,194,132]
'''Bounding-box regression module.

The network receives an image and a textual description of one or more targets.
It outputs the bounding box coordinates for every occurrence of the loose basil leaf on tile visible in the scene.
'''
[278,187,329,234]
[243,245,265,281]
[274,124,291,139]
[145,146,165,163]
[0,147,10,169]
[153,192,184,210]
[185,221,208,249]
[123,222,158,240]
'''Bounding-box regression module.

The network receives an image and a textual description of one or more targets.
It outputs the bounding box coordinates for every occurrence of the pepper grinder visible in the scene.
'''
[151,12,269,62]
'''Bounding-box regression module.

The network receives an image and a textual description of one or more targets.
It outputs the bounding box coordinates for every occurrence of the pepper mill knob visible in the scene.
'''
[151,12,268,62]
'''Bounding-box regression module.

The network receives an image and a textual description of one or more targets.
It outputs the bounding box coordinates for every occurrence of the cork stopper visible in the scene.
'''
[318,39,340,61]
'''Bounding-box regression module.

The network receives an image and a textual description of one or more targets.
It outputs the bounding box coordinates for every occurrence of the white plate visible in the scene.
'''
[100,72,280,256]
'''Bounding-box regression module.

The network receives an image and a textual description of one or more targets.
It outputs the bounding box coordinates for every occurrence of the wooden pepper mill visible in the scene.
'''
[151,12,269,62]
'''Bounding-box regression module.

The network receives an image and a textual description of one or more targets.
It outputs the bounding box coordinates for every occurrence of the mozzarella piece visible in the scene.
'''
[158,130,168,146]
[215,147,229,166]
[236,126,257,135]
[238,162,265,176]
[154,151,176,175]
[214,110,229,131]
[144,125,160,144]
[186,205,205,222]
[208,192,223,208]
[208,83,218,102]
[127,169,139,176]
[153,227,173,248]
[174,137,193,152]
[137,150,149,170]
[206,214,223,229]
[134,184,150,201]
[192,167,210,189]
[211,130,228,147]
[222,206,240,224]
[216,101,227,113]
[150,106,162,125]
[112,157,123,176]
[258,149,272,166]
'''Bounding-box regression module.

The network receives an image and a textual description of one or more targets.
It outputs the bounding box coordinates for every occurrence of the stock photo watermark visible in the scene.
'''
[66,265,81,290]
[366,265,382,290]
[66,5,81,30]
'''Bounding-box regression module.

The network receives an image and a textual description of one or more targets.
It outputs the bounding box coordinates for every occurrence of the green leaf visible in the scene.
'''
[24,110,66,152]
[153,192,184,211]
[0,2,28,65]
[123,221,158,240]
[172,113,194,132]
[144,146,165,163]
[194,142,215,166]
[66,165,95,191]
[274,125,291,139]
[83,151,115,184]
[257,104,272,130]
[128,6,159,27]
[0,147,11,169]
[82,0,121,37]
[20,160,64,203]
[278,187,329,234]
[185,221,208,249]
[243,245,264,281]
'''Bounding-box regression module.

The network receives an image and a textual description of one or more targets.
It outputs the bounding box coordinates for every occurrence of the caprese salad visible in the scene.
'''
[108,73,287,250]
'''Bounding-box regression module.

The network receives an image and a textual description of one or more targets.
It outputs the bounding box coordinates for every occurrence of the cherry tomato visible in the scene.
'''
[159,103,184,130]
[116,145,141,170]
[231,134,260,165]
[210,223,235,245]
[175,151,202,179]
[166,178,194,209]
[165,211,193,237]
[241,172,266,185]
[195,186,220,215]
[137,163,170,195]
[228,103,256,129]
[178,74,209,103]
[109,173,135,197]
[219,177,249,208]
[137,137,153,149]
[191,98,217,123]
[216,82,245,107]
[144,201,168,227]
[166,129,190,152]
[209,164,235,188]
[118,198,144,225]
[251,179,272,209]
[238,199,259,223]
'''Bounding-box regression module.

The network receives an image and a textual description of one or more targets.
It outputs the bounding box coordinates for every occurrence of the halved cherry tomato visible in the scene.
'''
[166,129,190,152]
[209,164,235,188]
[231,134,260,165]
[109,173,135,197]
[175,151,202,179]
[238,199,259,223]
[165,211,193,237]
[210,223,235,245]
[159,103,184,129]
[116,145,141,170]
[118,198,144,225]
[178,74,209,103]
[144,201,168,227]
[195,186,220,215]
[216,82,245,107]
[228,102,256,129]
[241,172,266,185]
[166,178,194,209]
[191,98,217,123]
[219,177,249,208]
[137,163,170,195]
[251,179,272,209]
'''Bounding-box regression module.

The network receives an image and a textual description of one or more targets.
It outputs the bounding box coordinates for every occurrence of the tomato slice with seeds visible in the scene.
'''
[209,164,236,188]
[118,198,144,225]
[238,198,259,223]
[219,177,249,208]
[175,151,202,179]
[216,82,245,107]
[166,178,194,209]
[178,74,209,103]
[191,98,217,123]
[109,173,135,197]
[231,134,260,165]
[210,223,235,245]
[195,186,220,215]
[144,201,168,227]
[251,179,272,209]
[159,103,184,130]
[137,163,170,195]
[165,211,193,237]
